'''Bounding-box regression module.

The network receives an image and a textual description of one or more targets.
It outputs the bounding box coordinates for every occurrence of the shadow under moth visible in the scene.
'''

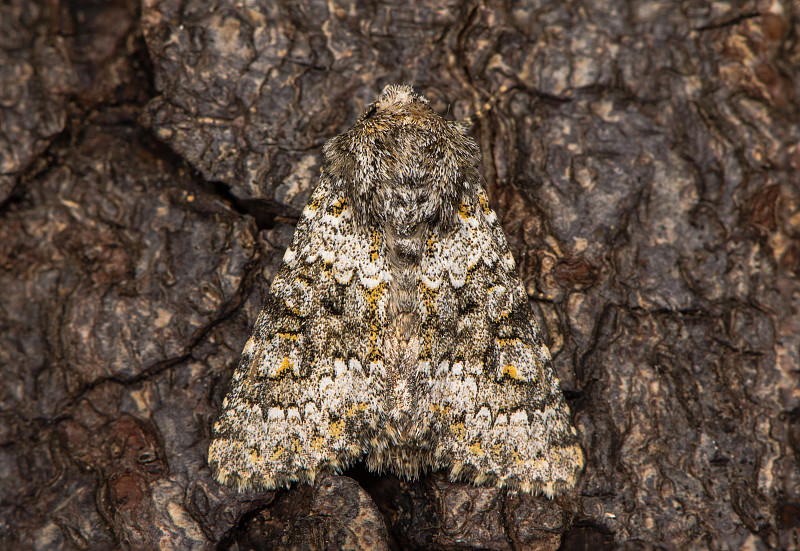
[209,84,584,497]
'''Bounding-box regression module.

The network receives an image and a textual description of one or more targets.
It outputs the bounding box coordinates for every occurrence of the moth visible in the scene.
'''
[209,84,584,496]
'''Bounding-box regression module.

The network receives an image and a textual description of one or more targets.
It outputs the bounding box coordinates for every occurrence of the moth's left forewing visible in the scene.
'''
[420,186,584,496]
[209,175,390,491]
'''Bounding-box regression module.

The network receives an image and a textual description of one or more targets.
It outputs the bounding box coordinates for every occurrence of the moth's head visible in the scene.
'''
[376,83,425,107]
[356,84,430,123]
[324,84,477,164]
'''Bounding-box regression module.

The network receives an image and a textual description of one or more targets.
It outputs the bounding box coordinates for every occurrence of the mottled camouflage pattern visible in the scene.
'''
[209,85,583,496]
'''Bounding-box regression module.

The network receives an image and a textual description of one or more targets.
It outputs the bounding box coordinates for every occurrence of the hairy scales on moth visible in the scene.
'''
[208,84,584,497]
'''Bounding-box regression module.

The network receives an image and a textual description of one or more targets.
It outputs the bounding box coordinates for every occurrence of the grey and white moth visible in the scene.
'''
[208,84,584,497]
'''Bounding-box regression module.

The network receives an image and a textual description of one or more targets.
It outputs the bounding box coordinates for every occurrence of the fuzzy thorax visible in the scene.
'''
[322,84,481,237]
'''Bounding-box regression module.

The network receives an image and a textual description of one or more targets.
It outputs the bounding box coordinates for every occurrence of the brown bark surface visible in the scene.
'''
[1,0,798,549]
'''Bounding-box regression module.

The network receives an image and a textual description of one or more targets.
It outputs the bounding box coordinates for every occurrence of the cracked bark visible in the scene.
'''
[1,0,798,549]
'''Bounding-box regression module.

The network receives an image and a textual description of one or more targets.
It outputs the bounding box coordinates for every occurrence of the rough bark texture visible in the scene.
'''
[1,0,799,549]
